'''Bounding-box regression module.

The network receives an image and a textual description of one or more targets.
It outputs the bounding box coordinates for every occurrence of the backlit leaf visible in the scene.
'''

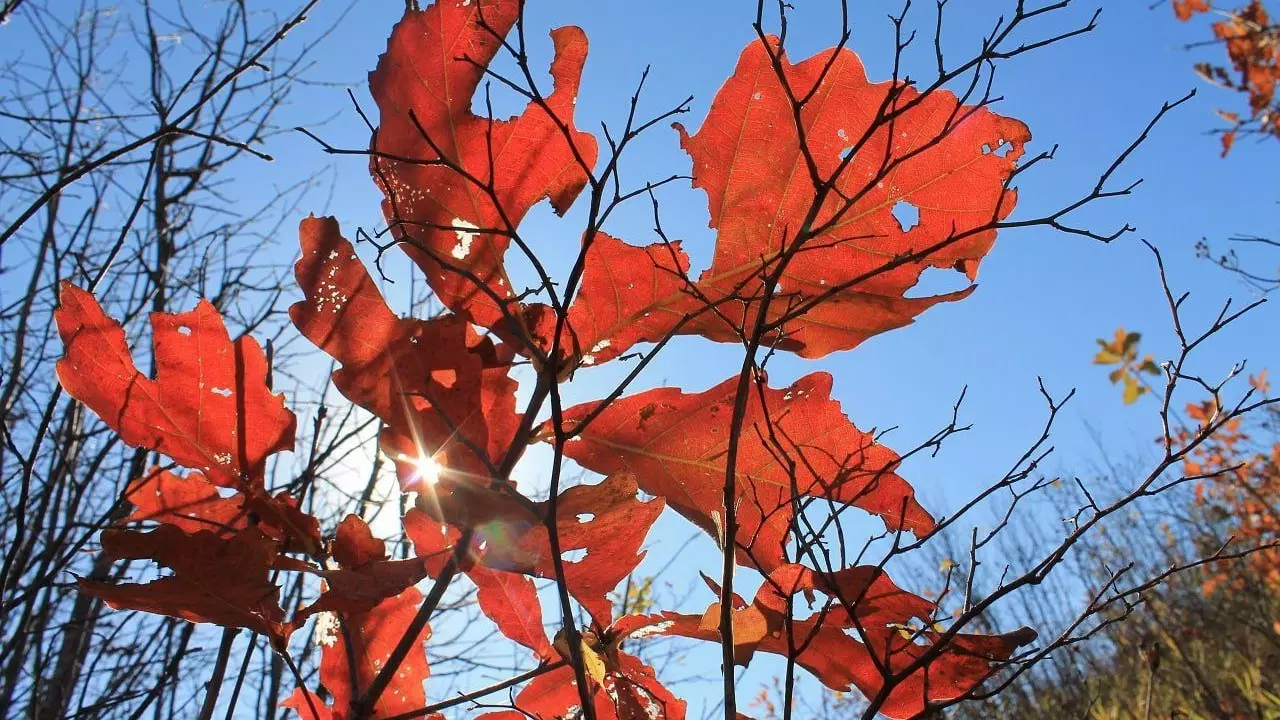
[559,373,933,573]
[368,0,597,341]
[55,283,296,488]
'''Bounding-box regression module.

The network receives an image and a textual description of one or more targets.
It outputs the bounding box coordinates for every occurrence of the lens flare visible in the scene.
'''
[413,454,443,486]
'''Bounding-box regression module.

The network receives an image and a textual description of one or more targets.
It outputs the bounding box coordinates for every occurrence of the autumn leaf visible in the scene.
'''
[559,372,934,574]
[1175,0,1280,152]
[404,473,664,637]
[1174,0,1211,20]
[368,0,597,342]
[523,473,665,626]
[518,35,1030,367]
[470,566,557,661]
[122,468,254,536]
[648,563,933,669]
[295,515,431,620]
[668,36,1028,358]
[292,216,521,483]
[78,525,290,645]
[472,473,665,627]
[1094,328,1161,404]
[405,505,554,657]
[56,283,319,557]
[474,666,606,720]
[283,587,430,720]
[55,283,296,488]
[123,468,321,553]
[524,233,696,368]
[476,648,686,720]
[618,563,1034,720]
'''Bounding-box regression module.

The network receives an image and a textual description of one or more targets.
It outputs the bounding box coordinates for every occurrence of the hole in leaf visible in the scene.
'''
[562,548,588,563]
[211,387,232,398]
[431,369,457,388]
[905,266,972,298]
[839,146,853,161]
[177,326,192,336]
[891,201,919,232]
[576,513,595,524]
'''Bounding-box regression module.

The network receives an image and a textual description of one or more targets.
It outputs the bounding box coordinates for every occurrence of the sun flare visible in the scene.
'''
[409,453,443,487]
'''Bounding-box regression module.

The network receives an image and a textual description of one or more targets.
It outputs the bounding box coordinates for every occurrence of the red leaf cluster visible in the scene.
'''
[614,564,1033,719]
[54,0,1043,718]
[1174,0,1280,153]
[368,4,1025,363]
[55,287,432,654]
[1178,382,1280,593]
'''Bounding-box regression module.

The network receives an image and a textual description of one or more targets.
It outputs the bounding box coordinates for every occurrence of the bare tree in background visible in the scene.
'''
[0,2,368,717]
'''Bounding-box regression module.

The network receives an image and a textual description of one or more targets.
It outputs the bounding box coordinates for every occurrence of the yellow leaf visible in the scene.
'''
[581,638,607,686]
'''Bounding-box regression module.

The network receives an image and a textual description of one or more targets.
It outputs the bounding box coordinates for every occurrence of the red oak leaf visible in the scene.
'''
[123,468,250,536]
[369,0,597,341]
[619,564,1034,720]
[292,216,521,483]
[517,473,664,627]
[78,525,289,645]
[1174,0,1211,20]
[296,515,430,620]
[559,372,933,573]
[280,691,334,720]
[403,506,471,575]
[405,473,662,630]
[333,513,389,568]
[405,506,554,658]
[608,650,688,720]
[477,649,685,720]
[692,563,934,666]
[123,468,320,553]
[55,283,296,488]
[284,587,430,720]
[666,37,1027,359]
[469,565,556,661]
[411,474,541,533]
[525,234,695,368]
[476,666,609,720]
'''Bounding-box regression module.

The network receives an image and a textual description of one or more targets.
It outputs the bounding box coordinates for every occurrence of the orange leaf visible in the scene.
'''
[78,526,289,644]
[671,37,1028,358]
[292,217,521,483]
[404,473,664,632]
[368,1,597,341]
[469,566,556,662]
[296,515,431,620]
[526,234,695,367]
[285,588,430,720]
[1174,0,1211,21]
[123,468,320,553]
[560,373,934,573]
[55,284,296,488]
[619,566,1033,720]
